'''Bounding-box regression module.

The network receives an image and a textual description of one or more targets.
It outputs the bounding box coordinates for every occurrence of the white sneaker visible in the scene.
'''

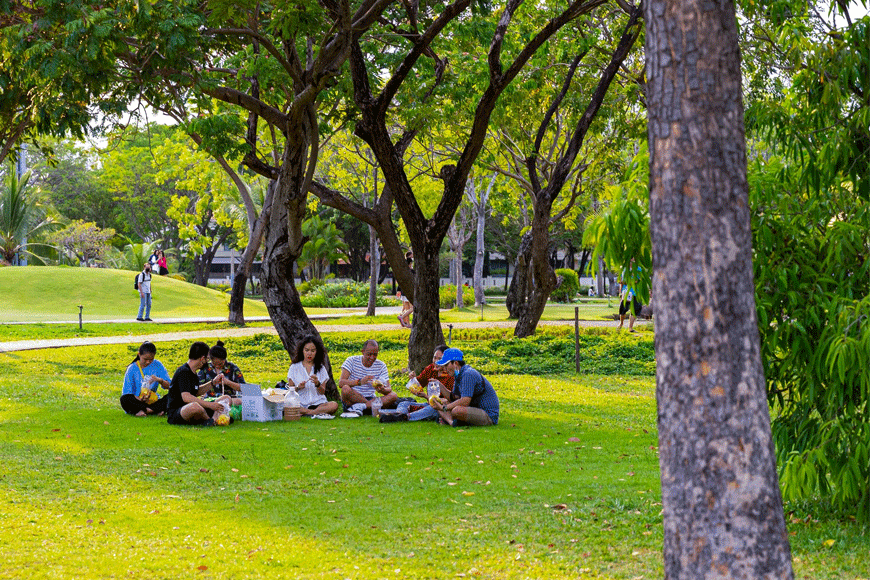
[350,403,366,413]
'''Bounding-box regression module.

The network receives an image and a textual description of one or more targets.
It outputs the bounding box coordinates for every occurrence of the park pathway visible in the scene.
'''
[0,317,629,353]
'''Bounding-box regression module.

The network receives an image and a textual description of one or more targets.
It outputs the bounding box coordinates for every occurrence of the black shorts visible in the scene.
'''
[619,296,642,316]
[166,406,214,425]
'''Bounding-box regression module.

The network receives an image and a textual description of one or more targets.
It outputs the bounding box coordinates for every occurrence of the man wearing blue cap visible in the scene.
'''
[429,348,499,426]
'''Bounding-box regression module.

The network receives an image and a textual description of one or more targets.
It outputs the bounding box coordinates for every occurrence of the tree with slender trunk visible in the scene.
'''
[468,174,495,307]
[448,196,474,308]
[645,0,794,576]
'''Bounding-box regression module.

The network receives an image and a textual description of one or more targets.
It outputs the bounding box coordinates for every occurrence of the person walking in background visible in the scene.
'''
[617,278,643,333]
[136,263,153,322]
[148,249,159,268]
[157,250,169,275]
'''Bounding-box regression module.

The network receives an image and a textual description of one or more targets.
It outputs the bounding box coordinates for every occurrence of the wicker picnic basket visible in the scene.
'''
[283,406,302,421]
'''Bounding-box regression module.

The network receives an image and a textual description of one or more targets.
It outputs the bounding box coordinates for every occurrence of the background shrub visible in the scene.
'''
[550,268,580,303]
[439,284,475,308]
[300,281,400,308]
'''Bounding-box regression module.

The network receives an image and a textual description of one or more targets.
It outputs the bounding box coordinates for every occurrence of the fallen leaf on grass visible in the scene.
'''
[462,491,475,496]
[567,437,580,442]
[197,565,208,571]
[52,429,61,432]
[234,494,240,503]
[553,504,568,510]
[199,468,210,473]
[822,539,836,547]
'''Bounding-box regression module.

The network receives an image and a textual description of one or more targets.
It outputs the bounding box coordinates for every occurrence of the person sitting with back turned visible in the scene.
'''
[429,348,499,427]
[339,339,397,415]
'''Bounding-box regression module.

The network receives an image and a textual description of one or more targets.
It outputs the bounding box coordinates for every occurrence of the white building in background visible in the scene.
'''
[207,246,599,291]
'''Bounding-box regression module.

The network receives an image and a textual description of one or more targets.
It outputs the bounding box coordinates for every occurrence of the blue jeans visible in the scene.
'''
[138,293,152,319]
[396,400,438,421]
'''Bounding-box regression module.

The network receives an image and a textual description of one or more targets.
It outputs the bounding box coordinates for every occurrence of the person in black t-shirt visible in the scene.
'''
[166,342,230,426]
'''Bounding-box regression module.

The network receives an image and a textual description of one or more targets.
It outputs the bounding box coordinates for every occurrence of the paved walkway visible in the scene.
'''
[0,316,631,353]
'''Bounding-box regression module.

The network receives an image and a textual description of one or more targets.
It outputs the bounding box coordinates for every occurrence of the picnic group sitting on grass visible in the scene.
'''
[121,337,498,428]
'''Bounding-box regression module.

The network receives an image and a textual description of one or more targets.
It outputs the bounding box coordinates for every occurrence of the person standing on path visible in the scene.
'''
[136,263,153,322]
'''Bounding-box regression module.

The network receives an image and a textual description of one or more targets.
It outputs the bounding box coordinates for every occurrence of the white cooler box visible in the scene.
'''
[240,383,284,422]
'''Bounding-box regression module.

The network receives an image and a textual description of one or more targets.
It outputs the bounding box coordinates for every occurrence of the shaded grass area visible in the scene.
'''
[0,331,866,579]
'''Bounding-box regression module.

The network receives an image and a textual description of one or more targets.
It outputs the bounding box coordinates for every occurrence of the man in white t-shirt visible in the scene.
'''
[339,340,396,413]
[136,263,153,322]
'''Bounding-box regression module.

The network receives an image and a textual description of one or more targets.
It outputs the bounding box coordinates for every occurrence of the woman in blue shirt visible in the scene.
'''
[121,341,171,416]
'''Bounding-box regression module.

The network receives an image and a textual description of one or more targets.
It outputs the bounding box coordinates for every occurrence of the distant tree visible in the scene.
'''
[298,214,348,281]
[49,220,115,266]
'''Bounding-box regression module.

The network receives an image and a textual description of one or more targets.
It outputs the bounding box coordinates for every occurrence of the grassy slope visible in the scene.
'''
[0,266,270,322]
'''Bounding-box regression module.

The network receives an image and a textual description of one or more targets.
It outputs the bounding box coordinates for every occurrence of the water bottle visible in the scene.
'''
[371,396,382,417]
[427,379,441,401]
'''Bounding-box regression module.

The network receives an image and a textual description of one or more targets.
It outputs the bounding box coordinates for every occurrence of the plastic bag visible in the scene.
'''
[283,389,301,408]
[406,377,423,396]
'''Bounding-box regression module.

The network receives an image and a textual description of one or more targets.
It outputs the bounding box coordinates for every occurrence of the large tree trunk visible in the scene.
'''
[646,0,793,577]
[505,232,533,319]
[407,247,445,372]
[513,200,558,337]
[261,153,337,400]
[228,180,275,325]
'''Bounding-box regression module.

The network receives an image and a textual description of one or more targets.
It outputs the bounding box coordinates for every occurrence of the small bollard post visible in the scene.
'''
[574,306,580,373]
[78,305,83,330]
[448,324,454,345]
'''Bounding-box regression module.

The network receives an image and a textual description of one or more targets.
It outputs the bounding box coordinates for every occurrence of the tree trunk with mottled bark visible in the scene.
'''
[260,150,337,400]
[367,225,379,316]
[645,0,793,576]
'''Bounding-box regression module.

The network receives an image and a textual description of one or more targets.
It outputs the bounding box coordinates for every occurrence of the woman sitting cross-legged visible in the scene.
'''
[287,335,339,417]
[120,341,171,417]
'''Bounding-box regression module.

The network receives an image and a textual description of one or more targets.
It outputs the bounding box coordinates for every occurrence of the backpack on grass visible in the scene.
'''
[134,274,140,290]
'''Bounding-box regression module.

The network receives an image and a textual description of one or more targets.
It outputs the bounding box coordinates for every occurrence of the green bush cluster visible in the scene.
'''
[550,268,580,303]
[319,326,655,378]
[439,284,475,308]
[484,286,507,296]
[299,280,400,308]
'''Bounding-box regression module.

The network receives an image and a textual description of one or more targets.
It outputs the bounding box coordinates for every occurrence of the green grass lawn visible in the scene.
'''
[0,266,270,322]
[0,330,866,579]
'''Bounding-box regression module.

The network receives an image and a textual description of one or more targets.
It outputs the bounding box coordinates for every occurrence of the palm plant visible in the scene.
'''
[0,162,59,264]
[104,237,163,271]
